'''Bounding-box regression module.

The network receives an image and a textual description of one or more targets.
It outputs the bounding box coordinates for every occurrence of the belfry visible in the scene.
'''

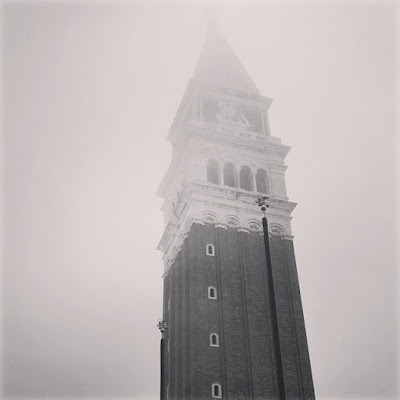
[157,22,315,400]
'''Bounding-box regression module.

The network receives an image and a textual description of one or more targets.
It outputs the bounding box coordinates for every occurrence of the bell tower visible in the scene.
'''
[157,23,315,400]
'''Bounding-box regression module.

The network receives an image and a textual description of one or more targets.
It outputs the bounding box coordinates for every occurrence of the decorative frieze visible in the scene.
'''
[158,182,296,272]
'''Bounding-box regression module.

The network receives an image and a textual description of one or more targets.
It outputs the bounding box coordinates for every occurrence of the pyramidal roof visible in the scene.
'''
[193,20,261,96]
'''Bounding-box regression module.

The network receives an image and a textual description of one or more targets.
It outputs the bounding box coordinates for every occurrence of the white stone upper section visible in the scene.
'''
[158,131,291,226]
[157,26,296,271]
[167,81,273,145]
[157,181,296,272]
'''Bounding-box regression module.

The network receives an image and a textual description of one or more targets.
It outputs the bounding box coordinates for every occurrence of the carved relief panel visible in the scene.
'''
[199,97,265,134]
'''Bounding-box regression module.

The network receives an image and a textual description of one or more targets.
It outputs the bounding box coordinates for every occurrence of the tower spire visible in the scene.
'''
[204,7,220,36]
[193,16,261,96]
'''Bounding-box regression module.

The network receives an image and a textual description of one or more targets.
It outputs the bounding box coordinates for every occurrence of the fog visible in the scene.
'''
[2,1,397,399]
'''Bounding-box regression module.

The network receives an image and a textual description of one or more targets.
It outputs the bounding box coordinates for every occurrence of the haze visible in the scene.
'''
[2,1,397,399]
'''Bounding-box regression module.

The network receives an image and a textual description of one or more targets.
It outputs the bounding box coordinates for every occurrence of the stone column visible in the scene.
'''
[218,162,224,185]
[234,164,240,188]
[251,171,257,192]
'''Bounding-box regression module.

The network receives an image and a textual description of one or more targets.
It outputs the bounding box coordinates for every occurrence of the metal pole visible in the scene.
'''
[257,196,286,399]
[158,320,167,400]
[160,336,164,400]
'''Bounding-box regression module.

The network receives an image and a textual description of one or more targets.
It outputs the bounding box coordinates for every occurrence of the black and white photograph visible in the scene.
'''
[1,0,398,399]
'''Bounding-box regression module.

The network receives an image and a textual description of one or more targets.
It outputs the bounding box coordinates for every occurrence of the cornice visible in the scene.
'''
[158,183,296,272]
[183,121,291,156]
[191,80,273,108]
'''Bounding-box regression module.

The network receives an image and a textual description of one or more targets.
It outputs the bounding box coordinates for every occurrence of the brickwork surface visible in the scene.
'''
[162,223,315,400]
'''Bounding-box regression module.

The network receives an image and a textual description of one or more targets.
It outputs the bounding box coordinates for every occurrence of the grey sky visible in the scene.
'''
[3,1,397,399]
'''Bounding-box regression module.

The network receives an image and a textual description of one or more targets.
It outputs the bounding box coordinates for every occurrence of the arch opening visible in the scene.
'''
[212,383,222,398]
[206,244,215,256]
[210,333,220,347]
[223,162,235,187]
[240,165,252,191]
[256,169,268,194]
[208,286,217,299]
[207,159,219,184]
